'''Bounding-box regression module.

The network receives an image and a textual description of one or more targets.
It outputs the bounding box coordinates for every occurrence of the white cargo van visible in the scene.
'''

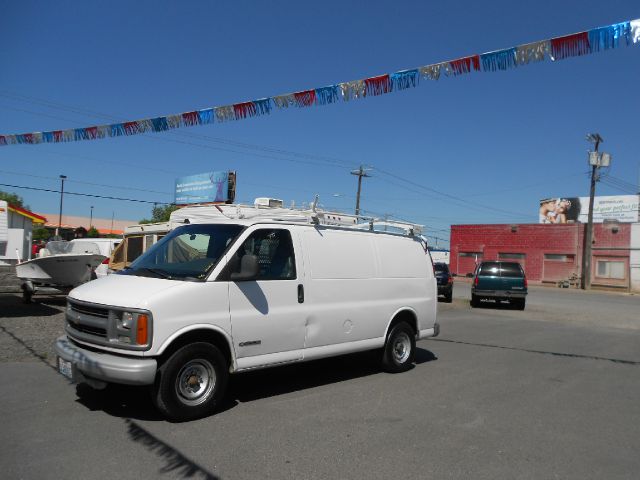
[55,204,439,421]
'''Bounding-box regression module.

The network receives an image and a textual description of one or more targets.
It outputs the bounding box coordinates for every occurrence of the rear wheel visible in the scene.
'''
[152,342,228,422]
[381,322,415,373]
[444,288,453,303]
[470,294,479,308]
[514,298,526,310]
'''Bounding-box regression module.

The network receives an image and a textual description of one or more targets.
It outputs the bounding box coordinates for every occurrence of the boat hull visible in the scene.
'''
[16,254,107,287]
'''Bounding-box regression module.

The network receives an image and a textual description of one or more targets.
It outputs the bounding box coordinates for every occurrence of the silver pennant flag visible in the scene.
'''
[137,119,153,133]
[419,64,441,81]
[96,125,109,139]
[32,132,43,144]
[516,40,549,64]
[166,114,182,129]
[632,19,640,44]
[272,94,295,109]
[214,106,235,122]
[62,129,74,142]
[340,80,365,101]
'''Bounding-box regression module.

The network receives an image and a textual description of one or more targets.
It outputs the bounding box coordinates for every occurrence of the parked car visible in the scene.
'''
[471,261,527,310]
[434,262,453,302]
[55,203,439,421]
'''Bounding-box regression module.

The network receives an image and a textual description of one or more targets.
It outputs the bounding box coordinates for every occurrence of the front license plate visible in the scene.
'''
[58,357,73,380]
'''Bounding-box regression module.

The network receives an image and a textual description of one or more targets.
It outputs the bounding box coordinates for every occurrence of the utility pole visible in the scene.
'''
[89,206,94,229]
[581,134,611,290]
[56,174,67,239]
[350,165,370,216]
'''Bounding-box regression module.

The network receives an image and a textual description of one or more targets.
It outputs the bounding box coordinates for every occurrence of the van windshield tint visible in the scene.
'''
[500,263,524,277]
[121,224,244,281]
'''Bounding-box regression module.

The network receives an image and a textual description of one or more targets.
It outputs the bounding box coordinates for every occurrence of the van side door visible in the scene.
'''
[225,227,306,369]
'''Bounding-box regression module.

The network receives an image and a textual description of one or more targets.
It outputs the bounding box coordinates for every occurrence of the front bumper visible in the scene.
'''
[55,335,157,386]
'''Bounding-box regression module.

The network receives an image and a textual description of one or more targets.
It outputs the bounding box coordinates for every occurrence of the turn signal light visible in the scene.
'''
[524,277,528,288]
[101,258,110,265]
[136,314,149,345]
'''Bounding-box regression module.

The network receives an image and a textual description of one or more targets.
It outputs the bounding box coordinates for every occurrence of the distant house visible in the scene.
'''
[38,213,136,240]
[0,201,47,265]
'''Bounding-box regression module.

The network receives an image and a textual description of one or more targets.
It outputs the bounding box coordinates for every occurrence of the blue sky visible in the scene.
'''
[1,1,638,247]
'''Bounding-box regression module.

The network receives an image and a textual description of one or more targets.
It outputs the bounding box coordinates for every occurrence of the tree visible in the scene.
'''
[33,227,50,242]
[87,227,100,238]
[139,204,179,224]
[0,190,29,210]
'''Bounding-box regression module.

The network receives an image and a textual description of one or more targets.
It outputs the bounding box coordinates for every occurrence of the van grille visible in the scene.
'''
[66,300,109,340]
[69,300,109,318]
[67,318,107,338]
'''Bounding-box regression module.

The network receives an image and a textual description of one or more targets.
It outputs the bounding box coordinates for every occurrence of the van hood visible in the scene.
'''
[69,274,183,309]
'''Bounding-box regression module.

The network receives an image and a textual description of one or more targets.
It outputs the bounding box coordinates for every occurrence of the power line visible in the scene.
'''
[0,183,170,205]
[0,169,173,196]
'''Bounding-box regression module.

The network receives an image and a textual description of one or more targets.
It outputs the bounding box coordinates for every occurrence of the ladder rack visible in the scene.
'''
[170,201,423,237]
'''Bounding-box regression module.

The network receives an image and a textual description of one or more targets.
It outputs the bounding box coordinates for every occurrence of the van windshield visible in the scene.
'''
[120,224,244,281]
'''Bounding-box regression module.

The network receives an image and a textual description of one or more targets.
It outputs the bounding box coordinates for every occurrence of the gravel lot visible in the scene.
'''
[0,294,66,366]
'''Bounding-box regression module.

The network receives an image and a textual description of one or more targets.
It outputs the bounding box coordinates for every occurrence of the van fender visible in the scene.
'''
[384,307,419,339]
[155,324,238,371]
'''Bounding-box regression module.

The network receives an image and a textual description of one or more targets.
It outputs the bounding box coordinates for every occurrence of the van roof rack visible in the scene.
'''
[169,199,423,237]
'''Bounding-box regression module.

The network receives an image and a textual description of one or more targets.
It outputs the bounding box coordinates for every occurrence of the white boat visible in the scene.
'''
[16,240,107,301]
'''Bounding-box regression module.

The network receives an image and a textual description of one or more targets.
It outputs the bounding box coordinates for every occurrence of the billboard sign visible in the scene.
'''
[539,195,639,224]
[175,171,230,205]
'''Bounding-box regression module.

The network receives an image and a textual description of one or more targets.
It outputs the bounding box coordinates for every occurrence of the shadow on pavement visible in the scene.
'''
[0,294,65,318]
[74,347,438,421]
[125,419,219,479]
[228,347,437,404]
[470,299,522,310]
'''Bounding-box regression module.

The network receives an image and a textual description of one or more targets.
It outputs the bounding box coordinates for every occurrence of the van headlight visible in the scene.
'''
[118,311,135,329]
[113,310,152,348]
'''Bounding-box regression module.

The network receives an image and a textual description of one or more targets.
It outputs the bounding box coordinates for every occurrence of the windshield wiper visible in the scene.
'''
[135,267,173,279]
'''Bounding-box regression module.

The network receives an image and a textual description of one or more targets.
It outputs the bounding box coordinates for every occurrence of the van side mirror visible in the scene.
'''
[230,254,260,281]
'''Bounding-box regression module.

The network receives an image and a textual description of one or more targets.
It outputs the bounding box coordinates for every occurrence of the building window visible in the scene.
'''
[544,254,575,262]
[459,252,482,257]
[498,253,526,260]
[596,260,625,279]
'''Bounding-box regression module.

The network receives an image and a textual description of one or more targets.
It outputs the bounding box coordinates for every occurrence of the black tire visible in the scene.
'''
[470,294,479,308]
[23,290,32,304]
[152,342,228,422]
[444,290,453,303]
[381,322,416,373]
[514,298,526,310]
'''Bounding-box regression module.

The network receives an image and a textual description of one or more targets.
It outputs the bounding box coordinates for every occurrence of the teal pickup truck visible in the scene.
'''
[471,261,528,310]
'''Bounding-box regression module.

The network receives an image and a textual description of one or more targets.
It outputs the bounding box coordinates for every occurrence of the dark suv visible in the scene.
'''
[471,261,527,310]
[434,262,453,303]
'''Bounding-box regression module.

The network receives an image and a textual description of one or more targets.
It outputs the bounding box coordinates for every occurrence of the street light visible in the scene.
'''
[90,206,94,229]
[56,175,67,239]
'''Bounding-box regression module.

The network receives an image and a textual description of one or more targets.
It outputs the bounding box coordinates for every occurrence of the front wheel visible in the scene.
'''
[152,342,228,422]
[381,322,416,373]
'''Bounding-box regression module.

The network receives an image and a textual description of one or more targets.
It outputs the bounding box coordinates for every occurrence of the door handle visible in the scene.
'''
[297,284,304,303]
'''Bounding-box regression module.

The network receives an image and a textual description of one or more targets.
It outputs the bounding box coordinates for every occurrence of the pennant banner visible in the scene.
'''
[1,18,638,147]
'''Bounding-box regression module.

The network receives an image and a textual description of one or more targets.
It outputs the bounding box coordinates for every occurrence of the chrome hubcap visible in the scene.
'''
[176,359,216,406]
[392,332,411,363]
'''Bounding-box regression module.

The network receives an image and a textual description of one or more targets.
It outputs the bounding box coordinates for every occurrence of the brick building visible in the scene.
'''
[450,222,640,291]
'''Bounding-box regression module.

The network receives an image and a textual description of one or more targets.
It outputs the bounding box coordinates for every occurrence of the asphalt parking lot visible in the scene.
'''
[1,285,639,479]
